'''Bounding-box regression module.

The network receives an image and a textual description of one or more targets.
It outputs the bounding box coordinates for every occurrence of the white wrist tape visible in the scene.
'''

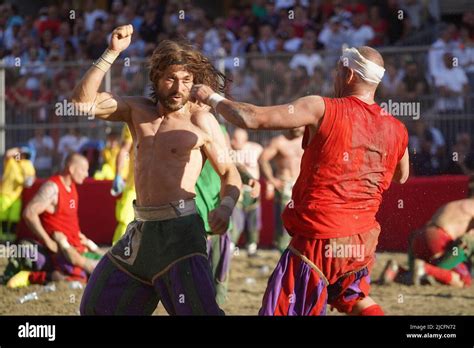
[58,238,71,250]
[93,49,120,72]
[220,196,236,211]
[85,239,99,252]
[208,93,226,109]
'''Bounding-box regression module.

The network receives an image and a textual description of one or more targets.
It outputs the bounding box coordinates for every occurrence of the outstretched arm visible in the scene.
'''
[191,85,325,130]
[71,25,134,122]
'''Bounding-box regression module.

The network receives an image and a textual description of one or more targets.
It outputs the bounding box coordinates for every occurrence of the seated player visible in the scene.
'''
[382,198,474,288]
[5,153,103,288]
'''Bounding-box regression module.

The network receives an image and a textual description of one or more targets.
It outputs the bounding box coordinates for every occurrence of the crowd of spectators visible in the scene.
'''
[2,0,474,177]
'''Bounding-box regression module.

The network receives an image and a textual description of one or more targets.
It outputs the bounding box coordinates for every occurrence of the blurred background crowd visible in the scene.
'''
[2,0,474,177]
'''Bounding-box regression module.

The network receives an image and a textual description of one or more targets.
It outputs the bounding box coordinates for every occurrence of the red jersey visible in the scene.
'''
[282,96,408,239]
[40,175,84,253]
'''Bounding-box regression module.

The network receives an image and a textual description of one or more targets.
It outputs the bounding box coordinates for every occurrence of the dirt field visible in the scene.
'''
[0,249,473,315]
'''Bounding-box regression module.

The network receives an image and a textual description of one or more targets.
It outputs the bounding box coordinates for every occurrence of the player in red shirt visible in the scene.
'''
[192,46,410,315]
[20,153,102,284]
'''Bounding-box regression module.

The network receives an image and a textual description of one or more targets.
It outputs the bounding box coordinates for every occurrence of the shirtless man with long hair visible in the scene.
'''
[74,25,241,315]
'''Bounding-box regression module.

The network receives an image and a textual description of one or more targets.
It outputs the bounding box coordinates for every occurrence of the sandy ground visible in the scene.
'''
[0,249,473,315]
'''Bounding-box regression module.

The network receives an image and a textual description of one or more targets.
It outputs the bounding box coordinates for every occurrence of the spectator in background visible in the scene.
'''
[368,5,388,46]
[35,5,61,37]
[57,128,88,166]
[139,8,160,43]
[289,29,323,76]
[462,10,474,39]
[4,3,24,29]
[350,10,375,47]
[257,24,277,54]
[400,0,424,30]
[252,0,267,20]
[380,60,403,99]
[3,23,22,50]
[305,68,325,95]
[307,1,323,33]
[318,16,350,64]
[52,21,78,58]
[3,42,22,67]
[291,5,311,38]
[428,24,458,79]
[283,25,303,52]
[260,1,279,28]
[458,27,474,92]
[39,29,54,56]
[410,120,446,160]
[117,4,143,30]
[29,78,53,123]
[72,16,88,44]
[435,52,469,113]
[189,29,209,55]
[399,60,429,101]
[411,129,442,176]
[384,0,405,44]
[6,76,33,113]
[275,0,296,11]
[228,70,259,103]
[28,129,55,178]
[232,24,254,56]
[63,40,77,61]
[86,18,108,59]
[225,6,245,34]
[446,133,474,175]
[324,0,353,26]
[55,77,73,102]
[22,36,47,61]
[123,30,146,57]
[84,0,108,32]
[221,39,240,72]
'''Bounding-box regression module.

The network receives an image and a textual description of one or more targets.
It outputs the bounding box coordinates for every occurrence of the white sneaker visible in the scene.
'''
[247,243,257,257]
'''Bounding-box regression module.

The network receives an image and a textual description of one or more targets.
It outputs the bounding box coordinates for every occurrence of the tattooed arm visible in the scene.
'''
[23,181,59,253]
[191,84,326,130]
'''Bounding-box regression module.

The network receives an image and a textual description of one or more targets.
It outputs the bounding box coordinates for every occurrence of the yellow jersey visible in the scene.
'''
[0,158,36,201]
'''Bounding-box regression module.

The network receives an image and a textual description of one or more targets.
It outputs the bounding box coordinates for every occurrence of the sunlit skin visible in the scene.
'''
[71,24,241,235]
[191,46,410,315]
[259,127,304,199]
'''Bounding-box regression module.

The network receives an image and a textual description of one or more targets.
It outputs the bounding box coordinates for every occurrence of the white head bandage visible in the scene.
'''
[340,47,385,84]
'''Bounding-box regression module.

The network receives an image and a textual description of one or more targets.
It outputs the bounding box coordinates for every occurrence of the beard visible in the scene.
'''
[157,90,190,111]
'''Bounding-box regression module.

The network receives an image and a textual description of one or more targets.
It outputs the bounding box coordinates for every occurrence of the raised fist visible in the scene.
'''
[109,24,133,53]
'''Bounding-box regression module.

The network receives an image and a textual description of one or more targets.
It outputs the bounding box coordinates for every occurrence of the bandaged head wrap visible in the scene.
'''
[340,47,385,84]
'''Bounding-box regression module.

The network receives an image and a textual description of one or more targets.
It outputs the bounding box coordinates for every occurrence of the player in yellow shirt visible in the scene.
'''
[111,125,136,244]
[93,132,121,180]
[0,147,36,235]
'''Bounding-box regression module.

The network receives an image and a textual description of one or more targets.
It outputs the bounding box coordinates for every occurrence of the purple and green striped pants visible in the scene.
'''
[80,215,224,315]
[80,253,223,315]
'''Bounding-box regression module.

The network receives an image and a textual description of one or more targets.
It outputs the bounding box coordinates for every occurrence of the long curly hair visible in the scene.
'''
[148,40,227,104]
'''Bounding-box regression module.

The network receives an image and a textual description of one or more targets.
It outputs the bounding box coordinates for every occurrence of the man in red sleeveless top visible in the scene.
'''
[192,46,410,315]
[19,153,102,285]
